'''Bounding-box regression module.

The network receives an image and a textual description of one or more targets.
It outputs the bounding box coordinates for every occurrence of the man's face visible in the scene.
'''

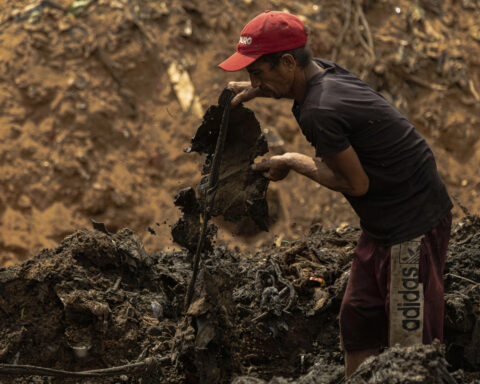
[246,57,295,99]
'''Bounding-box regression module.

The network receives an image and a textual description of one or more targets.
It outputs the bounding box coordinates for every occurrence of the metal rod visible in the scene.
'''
[184,89,235,312]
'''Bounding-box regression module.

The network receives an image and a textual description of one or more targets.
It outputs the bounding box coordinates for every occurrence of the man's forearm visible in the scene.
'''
[283,152,356,195]
[252,150,369,196]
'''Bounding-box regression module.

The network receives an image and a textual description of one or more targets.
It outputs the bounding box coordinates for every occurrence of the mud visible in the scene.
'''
[171,186,218,253]
[444,215,480,372]
[0,0,479,265]
[233,342,455,384]
[171,98,270,252]
[0,216,478,383]
[171,99,270,253]
[188,101,270,232]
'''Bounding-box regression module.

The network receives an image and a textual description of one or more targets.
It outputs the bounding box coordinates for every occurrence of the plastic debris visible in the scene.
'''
[309,276,326,287]
[28,9,42,24]
[183,19,192,37]
[167,62,203,118]
[69,0,94,16]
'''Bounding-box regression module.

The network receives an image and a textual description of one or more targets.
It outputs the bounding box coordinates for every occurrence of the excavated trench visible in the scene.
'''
[0,216,478,383]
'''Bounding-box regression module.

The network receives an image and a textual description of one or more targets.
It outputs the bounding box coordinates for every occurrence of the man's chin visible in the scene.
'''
[262,89,283,99]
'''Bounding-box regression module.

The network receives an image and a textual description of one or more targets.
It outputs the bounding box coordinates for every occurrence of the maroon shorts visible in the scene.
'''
[339,213,452,351]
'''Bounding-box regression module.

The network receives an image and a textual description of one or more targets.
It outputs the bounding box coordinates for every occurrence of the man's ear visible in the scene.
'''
[281,54,296,70]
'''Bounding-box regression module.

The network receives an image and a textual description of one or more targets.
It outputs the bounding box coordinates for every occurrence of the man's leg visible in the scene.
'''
[339,233,389,377]
[345,348,380,378]
[340,214,451,377]
[419,212,452,343]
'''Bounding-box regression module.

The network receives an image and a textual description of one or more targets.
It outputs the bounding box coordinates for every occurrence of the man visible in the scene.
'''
[218,10,453,378]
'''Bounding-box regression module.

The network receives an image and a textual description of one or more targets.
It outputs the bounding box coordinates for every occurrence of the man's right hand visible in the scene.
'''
[251,155,291,181]
[228,81,263,107]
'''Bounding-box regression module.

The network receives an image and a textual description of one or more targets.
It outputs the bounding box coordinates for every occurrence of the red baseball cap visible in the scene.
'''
[218,11,308,72]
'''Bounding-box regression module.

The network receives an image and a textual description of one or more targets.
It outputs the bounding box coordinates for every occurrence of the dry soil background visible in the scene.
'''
[0,0,479,266]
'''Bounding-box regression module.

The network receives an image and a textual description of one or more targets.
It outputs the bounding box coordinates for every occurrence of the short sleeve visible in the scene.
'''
[299,108,350,158]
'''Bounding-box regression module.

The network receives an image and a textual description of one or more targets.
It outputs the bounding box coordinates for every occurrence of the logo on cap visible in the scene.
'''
[239,36,252,45]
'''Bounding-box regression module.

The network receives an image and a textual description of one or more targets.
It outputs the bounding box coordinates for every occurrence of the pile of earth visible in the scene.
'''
[0,215,478,383]
[0,0,479,266]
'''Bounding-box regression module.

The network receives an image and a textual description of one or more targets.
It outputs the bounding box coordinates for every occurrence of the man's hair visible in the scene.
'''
[257,44,313,69]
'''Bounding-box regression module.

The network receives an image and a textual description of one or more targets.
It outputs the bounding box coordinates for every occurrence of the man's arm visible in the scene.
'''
[252,146,369,196]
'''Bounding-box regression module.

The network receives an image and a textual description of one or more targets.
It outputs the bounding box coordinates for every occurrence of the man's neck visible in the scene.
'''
[293,60,323,104]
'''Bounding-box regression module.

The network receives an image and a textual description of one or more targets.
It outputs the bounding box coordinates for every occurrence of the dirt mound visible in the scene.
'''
[0,216,478,383]
[347,342,455,384]
[444,215,480,371]
[0,228,177,370]
[0,0,479,266]
[233,342,455,384]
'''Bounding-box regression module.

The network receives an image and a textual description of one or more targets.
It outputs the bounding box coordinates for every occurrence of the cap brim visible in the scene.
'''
[218,51,261,72]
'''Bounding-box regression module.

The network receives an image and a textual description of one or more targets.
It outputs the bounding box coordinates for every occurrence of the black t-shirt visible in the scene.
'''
[292,59,452,246]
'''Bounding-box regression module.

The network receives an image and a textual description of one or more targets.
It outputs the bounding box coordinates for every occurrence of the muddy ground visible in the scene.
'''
[0,0,479,266]
[0,215,479,383]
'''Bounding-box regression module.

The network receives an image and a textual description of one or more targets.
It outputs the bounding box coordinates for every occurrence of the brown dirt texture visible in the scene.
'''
[0,0,479,383]
[0,0,479,266]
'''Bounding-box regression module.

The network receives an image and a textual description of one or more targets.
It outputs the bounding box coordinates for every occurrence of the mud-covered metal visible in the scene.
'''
[173,95,270,253]
[187,101,270,231]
